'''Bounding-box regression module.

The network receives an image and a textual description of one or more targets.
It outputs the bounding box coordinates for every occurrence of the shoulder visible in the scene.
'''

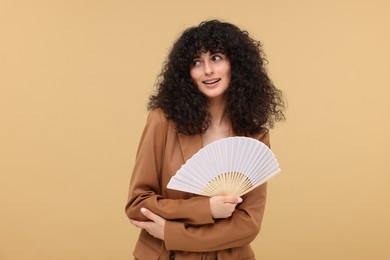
[145,108,177,135]
[146,108,168,126]
[249,129,270,147]
[148,108,166,119]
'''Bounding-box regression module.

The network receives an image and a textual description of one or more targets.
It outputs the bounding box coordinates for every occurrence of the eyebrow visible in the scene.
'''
[192,49,225,58]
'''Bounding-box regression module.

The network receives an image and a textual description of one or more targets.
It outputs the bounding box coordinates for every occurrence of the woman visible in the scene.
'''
[125,20,285,259]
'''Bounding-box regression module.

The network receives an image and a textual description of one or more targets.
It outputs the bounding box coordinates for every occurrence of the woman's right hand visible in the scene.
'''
[209,196,243,219]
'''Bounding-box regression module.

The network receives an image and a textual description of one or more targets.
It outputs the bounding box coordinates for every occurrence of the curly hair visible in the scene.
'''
[148,19,286,136]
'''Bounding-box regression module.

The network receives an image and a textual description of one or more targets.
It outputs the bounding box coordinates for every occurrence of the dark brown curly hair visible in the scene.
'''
[148,19,286,136]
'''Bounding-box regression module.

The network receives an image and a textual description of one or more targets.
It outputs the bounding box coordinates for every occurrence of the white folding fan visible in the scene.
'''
[167,136,281,197]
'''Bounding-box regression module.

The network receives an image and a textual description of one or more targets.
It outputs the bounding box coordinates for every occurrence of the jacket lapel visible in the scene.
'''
[177,133,203,162]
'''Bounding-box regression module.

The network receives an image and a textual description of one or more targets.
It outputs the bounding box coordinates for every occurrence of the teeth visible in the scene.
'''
[204,79,219,84]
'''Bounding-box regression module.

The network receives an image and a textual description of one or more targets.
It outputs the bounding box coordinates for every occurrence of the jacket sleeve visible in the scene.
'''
[125,110,214,225]
[164,182,267,252]
[164,132,270,252]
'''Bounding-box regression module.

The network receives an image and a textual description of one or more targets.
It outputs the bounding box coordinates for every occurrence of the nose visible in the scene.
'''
[203,60,214,75]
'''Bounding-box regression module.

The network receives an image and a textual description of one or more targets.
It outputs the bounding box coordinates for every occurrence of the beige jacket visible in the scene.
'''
[125,108,269,260]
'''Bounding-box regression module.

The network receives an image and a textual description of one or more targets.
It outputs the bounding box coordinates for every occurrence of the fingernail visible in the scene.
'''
[238,197,243,203]
[140,207,146,213]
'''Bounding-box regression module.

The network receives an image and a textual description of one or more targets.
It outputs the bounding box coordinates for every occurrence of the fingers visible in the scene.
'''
[129,219,147,229]
[129,208,159,228]
[129,208,166,240]
[140,207,163,223]
[220,196,243,204]
[209,196,243,219]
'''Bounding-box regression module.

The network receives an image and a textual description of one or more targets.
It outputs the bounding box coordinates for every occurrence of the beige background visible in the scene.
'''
[1,0,389,259]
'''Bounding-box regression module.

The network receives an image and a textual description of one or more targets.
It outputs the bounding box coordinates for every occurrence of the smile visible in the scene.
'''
[202,78,221,84]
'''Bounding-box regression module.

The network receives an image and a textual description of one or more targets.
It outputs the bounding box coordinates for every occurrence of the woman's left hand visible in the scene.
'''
[129,208,166,240]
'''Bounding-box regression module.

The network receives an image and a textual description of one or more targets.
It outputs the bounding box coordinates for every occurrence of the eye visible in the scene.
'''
[192,59,201,67]
[211,54,223,61]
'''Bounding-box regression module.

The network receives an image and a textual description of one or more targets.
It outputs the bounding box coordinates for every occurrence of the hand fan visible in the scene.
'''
[167,136,281,197]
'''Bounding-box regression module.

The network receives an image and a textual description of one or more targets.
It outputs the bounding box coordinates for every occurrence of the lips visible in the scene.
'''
[202,78,221,84]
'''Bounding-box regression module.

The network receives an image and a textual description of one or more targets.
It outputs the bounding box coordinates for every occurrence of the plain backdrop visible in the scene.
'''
[1,0,389,259]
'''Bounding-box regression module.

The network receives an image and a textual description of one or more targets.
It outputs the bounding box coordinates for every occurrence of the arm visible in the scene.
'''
[129,195,243,241]
[164,183,267,252]
[125,109,214,225]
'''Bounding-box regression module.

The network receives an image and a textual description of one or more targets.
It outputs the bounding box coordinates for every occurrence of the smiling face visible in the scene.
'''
[190,52,231,101]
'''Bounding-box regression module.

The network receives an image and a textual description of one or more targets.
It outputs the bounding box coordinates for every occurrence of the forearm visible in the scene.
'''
[125,192,214,225]
[164,183,267,252]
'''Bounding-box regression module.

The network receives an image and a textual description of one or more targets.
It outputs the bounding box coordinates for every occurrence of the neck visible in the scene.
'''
[208,97,228,127]
[201,98,230,146]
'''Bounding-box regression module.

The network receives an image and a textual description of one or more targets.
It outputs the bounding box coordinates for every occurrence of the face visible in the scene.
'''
[190,52,231,101]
